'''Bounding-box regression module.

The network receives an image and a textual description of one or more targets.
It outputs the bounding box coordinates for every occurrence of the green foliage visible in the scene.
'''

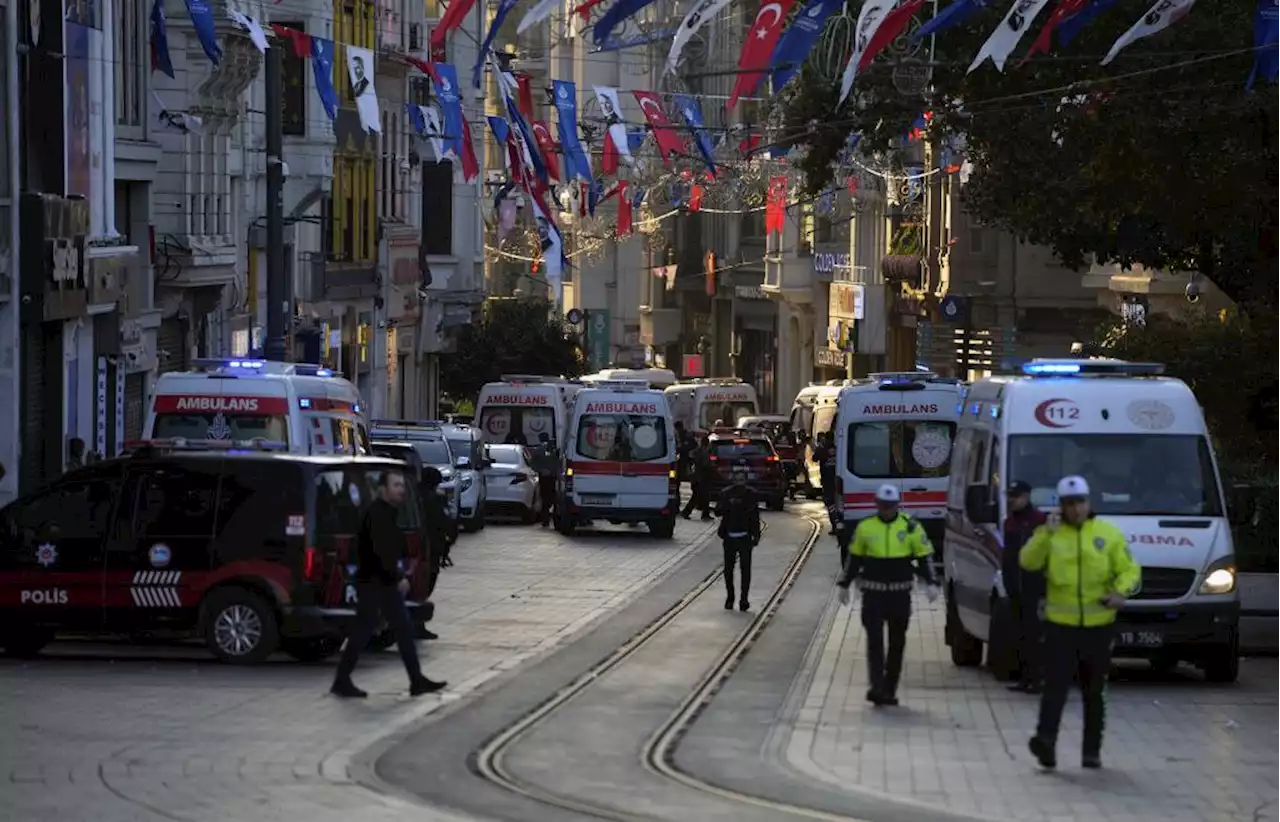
[1092,310,1278,478]
[439,299,586,404]
[783,0,1278,308]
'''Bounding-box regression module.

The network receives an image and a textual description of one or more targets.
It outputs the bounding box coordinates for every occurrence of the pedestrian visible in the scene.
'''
[331,469,447,699]
[715,460,761,611]
[416,466,449,641]
[681,435,713,521]
[1003,480,1048,693]
[814,432,840,536]
[835,483,939,707]
[1022,475,1139,770]
[531,432,559,527]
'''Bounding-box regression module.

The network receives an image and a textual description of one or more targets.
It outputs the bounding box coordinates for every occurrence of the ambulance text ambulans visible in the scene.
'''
[142,359,369,454]
[833,373,964,551]
[665,379,759,434]
[943,359,1240,683]
[560,381,679,538]
[475,375,578,447]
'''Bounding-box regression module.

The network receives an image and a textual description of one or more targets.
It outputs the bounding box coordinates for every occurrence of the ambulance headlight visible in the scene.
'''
[1199,564,1236,595]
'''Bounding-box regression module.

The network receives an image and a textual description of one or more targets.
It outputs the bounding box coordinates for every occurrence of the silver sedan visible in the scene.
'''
[483,444,541,523]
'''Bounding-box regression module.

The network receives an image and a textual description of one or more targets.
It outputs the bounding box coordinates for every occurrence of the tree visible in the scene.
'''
[439,299,586,403]
[782,0,1278,308]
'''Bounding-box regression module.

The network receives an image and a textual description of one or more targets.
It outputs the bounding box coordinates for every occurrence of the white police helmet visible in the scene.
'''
[875,483,901,503]
[1056,475,1090,499]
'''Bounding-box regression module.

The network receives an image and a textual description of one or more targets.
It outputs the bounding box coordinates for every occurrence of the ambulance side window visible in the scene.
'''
[987,437,1002,499]
[967,435,989,487]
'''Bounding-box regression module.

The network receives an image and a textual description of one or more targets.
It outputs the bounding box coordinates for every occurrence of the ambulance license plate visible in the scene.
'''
[581,495,615,506]
[1117,631,1163,648]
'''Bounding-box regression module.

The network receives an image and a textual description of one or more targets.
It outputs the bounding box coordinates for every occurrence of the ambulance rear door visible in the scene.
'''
[476,385,560,447]
[570,392,673,511]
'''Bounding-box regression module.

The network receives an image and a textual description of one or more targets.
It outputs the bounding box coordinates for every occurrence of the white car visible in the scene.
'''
[484,444,541,523]
[442,423,489,532]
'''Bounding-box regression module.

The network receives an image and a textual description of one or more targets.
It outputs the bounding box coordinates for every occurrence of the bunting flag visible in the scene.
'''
[553,80,594,183]
[1247,0,1279,91]
[531,121,561,181]
[272,23,312,58]
[859,0,927,71]
[594,86,634,173]
[673,94,716,176]
[1022,0,1090,62]
[518,0,559,33]
[968,0,1053,73]
[769,0,842,92]
[228,10,267,53]
[689,183,703,211]
[310,37,339,121]
[422,105,445,159]
[432,0,477,51]
[1101,0,1195,66]
[496,67,550,185]
[911,0,989,43]
[594,0,659,45]
[475,0,519,87]
[184,0,221,66]
[574,0,608,20]
[516,74,536,121]
[667,0,735,72]
[729,0,796,109]
[487,116,512,169]
[458,116,480,182]
[1055,0,1119,46]
[433,64,464,160]
[632,90,685,165]
[765,176,787,235]
[838,0,897,105]
[150,0,174,78]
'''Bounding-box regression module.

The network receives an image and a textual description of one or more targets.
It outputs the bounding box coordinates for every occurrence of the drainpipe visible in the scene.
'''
[101,6,116,236]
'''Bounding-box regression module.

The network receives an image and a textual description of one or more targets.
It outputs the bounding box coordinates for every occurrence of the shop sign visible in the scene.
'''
[829,282,865,320]
[814,347,845,368]
[813,252,851,275]
[734,285,767,300]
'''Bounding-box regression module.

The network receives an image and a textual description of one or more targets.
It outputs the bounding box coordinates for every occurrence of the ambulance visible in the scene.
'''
[943,359,1241,683]
[582,367,677,389]
[664,379,759,434]
[559,380,679,538]
[833,372,964,549]
[795,382,847,493]
[475,375,576,447]
[142,359,369,454]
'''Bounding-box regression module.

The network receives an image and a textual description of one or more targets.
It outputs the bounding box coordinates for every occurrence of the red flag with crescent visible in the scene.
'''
[728,0,796,110]
[531,121,561,182]
[616,181,633,236]
[1022,0,1089,63]
[632,90,685,166]
[857,0,925,72]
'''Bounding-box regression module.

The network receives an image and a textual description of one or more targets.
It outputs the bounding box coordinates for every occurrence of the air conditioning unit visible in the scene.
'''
[409,23,421,51]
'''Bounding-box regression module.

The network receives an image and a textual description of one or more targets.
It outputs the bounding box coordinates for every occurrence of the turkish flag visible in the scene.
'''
[531,121,561,182]
[857,0,925,72]
[515,73,536,121]
[632,90,685,166]
[270,24,311,58]
[431,0,477,50]
[602,132,620,176]
[616,181,632,236]
[1022,0,1089,63]
[459,116,480,183]
[728,0,796,110]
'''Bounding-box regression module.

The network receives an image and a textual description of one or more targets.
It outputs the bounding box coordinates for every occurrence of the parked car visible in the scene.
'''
[484,444,541,523]
[370,421,461,543]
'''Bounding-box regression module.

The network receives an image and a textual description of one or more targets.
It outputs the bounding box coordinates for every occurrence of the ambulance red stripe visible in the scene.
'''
[153,395,290,414]
[568,461,672,475]
[842,490,947,509]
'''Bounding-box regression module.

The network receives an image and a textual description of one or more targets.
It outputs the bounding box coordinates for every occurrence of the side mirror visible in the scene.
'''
[455,456,471,470]
[964,486,998,524]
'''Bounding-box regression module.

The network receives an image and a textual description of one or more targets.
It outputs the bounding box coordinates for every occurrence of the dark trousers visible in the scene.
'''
[862,590,912,697]
[682,481,708,517]
[723,537,753,601]
[335,582,423,684]
[1036,623,1113,754]
[1010,592,1044,685]
[538,475,555,523]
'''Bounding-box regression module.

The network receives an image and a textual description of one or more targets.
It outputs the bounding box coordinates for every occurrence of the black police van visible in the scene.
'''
[0,441,434,663]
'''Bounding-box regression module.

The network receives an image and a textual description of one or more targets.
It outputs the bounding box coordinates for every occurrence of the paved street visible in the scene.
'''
[786,588,1280,822]
[0,519,716,822]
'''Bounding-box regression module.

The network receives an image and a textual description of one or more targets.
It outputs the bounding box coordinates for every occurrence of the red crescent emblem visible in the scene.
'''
[1033,398,1079,429]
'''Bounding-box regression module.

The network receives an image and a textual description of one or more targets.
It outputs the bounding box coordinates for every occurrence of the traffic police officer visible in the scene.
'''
[836,483,939,706]
[1020,475,1140,771]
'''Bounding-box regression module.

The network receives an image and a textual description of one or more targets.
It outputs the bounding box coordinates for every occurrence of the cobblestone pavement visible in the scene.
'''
[0,519,716,822]
[786,590,1279,822]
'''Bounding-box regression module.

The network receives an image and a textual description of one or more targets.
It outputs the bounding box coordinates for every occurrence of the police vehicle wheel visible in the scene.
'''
[1,627,53,658]
[203,588,280,664]
[1201,635,1240,684]
[282,637,342,663]
[946,586,984,667]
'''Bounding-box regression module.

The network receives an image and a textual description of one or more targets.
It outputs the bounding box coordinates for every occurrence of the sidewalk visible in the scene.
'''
[785,591,1279,822]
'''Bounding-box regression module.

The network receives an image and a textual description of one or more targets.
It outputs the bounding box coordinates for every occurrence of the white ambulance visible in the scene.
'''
[664,379,759,434]
[943,359,1241,682]
[475,375,575,448]
[833,372,964,547]
[559,380,679,538]
[142,359,369,454]
[583,367,678,389]
[794,382,847,492]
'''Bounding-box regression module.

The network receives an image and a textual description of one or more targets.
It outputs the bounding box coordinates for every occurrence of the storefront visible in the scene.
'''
[731,280,777,412]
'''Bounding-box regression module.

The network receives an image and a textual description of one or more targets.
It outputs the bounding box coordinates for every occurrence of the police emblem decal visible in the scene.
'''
[897,530,907,543]
[149,543,172,568]
[36,543,58,568]
[1094,536,1106,551]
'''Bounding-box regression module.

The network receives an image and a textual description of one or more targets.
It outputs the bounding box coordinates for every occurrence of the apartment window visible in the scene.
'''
[421,160,453,256]
[114,0,144,126]
[968,227,985,255]
[185,132,231,238]
[280,21,306,136]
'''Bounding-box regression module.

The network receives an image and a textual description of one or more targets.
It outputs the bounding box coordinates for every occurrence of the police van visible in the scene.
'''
[664,379,759,435]
[143,359,369,454]
[943,359,1241,682]
[833,373,964,551]
[475,375,576,448]
[559,380,679,538]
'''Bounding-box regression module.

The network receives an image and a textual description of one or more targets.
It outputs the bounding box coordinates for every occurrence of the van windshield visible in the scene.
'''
[848,421,955,478]
[313,467,422,535]
[479,406,556,446]
[154,412,290,444]
[700,401,756,429]
[577,414,668,461]
[1009,434,1223,517]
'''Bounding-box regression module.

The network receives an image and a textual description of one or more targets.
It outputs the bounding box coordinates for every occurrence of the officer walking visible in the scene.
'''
[681,436,713,521]
[1003,480,1047,693]
[814,432,839,536]
[836,484,939,707]
[532,432,559,527]
[715,460,761,611]
[1021,475,1139,770]
[331,470,447,699]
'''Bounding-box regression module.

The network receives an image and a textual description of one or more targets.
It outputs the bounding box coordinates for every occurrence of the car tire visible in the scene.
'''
[986,596,1019,681]
[1201,634,1240,684]
[650,518,676,539]
[1,627,54,658]
[555,510,576,536]
[767,496,785,512]
[946,585,984,667]
[282,636,342,663]
[203,587,280,665]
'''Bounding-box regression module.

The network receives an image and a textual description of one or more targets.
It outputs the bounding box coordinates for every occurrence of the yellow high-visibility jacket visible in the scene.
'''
[1019,516,1141,628]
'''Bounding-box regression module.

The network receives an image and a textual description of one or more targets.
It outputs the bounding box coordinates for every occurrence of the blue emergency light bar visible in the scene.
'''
[1022,359,1165,377]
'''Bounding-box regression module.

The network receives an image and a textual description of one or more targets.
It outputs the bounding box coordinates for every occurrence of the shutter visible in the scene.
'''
[157,317,187,374]
[124,372,145,442]
[19,323,62,493]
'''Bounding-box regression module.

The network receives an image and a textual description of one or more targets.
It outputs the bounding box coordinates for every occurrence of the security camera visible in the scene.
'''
[1185,279,1203,303]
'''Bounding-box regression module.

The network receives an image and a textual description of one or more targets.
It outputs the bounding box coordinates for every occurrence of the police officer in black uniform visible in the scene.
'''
[681,436,713,520]
[715,460,761,611]
[531,432,559,527]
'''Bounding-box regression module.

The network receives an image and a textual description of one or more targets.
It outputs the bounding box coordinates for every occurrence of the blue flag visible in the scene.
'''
[433,64,465,160]
[552,80,593,183]
[474,0,519,88]
[1247,0,1279,91]
[632,186,647,210]
[150,0,174,78]
[911,0,990,44]
[311,37,339,120]
[673,93,716,177]
[594,0,659,46]
[487,116,510,146]
[499,77,550,185]
[184,0,221,65]
[1055,0,1120,47]
[627,129,648,155]
[769,0,842,92]
[406,103,426,135]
